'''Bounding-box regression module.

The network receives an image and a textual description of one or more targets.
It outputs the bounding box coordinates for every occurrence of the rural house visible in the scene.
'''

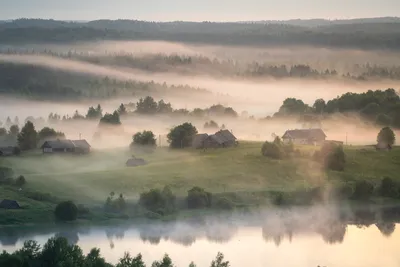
[193,130,237,149]
[0,137,19,156]
[0,199,20,209]
[41,139,91,154]
[0,146,19,156]
[282,129,326,146]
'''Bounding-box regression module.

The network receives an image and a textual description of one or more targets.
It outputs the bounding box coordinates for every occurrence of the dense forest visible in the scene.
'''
[0,62,211,100]
[275,88,400,128]
[2,51,400,85]
[1,19,400,49]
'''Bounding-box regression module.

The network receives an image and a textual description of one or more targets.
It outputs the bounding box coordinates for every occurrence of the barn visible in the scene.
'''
[41,139,91,154]
[282,129,326,146]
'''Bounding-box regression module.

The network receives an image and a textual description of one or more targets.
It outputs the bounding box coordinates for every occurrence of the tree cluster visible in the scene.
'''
[261,137,294,159]
[99,111,121,126]
[104,192,127,213]
[276,89,400,128]
[0,236,229,267]
[187,187,212,209]
[139,186,176,216]
[167,123,198,149]
[313,143,346,171]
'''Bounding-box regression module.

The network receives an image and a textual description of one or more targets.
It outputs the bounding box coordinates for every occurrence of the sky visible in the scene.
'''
[1,0,400,21]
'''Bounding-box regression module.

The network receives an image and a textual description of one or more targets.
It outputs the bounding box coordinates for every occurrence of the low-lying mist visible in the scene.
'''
[1,53,399,117]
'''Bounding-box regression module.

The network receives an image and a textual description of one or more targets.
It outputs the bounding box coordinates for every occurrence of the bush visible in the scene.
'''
[54,201,78,221]
[379,177,399,198]
[139,186,176,215]
[104,193,127,213]
[214,197,234,210]
[130,131,157,153]
[15,175,26,187]
[325,146,346,171]
[187,187,212,209]
[352,181,374,200]
[261,141,283,159]
[377,126,396,146]
[314,143,346,171]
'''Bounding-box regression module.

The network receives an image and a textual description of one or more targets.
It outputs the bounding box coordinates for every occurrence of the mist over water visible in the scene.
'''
[0,209,399,267]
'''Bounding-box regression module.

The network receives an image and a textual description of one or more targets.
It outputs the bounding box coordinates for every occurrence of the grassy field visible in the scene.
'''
[1,142,400,224]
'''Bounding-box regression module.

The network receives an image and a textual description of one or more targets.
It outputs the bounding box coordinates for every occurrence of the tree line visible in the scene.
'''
[0,63,210,100]
[45,97,238,125]
[275,88,400,128]
[3,50,400,81]
[1,19,400,50]
[0,236,229,267]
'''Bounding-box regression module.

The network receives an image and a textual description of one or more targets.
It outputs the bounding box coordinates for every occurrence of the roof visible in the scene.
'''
[71,140,91,149]
[41,139,91,149]
[192,134,209,147]
[214,130,237,143]
[0,199,20,209]
[282,129,326,140]
[209,134,225,144]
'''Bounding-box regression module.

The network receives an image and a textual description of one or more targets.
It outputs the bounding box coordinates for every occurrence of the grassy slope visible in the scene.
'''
[1,142,400,208]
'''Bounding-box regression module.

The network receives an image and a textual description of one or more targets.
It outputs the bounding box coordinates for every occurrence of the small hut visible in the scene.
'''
[0,199,21,209]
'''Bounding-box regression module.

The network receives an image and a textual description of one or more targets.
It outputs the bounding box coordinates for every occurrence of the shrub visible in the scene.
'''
[325,146,346,171]
[15,175,26,187]
[104,193,127,213]
[377,126,396,146]
[379,177,399,198]
[187,187,212,209]
[54,201,78,221]
[314,143,346,171]
[261,141,283,159]
[352,181,374,200]
[214,197,234,210]
[139,186,176,215]
[130,131,157,153]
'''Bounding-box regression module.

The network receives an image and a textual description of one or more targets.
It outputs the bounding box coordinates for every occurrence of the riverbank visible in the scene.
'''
[1,142,400,225]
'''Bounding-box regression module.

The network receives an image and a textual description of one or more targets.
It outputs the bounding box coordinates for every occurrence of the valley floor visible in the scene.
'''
[1,142,400,225]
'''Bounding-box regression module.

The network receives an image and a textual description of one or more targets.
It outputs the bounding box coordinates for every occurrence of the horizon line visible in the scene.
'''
[1,16,400,24]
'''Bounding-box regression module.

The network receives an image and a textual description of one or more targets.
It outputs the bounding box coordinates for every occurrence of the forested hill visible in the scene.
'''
[1,19,400,50]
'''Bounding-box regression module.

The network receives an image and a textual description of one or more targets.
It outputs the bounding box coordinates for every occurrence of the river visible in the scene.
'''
[0,208,399,267]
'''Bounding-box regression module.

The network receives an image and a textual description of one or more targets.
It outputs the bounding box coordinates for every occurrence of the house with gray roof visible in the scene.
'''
[41,139,91,154]
[193,130,237,149]
[0,136,19,156]
[282,128,326,146]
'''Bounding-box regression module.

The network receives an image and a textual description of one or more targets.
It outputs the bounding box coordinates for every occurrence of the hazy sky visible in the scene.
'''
[1,0,400,21]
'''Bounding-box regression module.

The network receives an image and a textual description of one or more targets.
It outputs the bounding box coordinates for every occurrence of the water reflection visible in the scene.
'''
[0,205,399,251]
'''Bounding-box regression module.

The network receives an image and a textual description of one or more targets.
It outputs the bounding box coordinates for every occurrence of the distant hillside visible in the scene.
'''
[1,18,400,50]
